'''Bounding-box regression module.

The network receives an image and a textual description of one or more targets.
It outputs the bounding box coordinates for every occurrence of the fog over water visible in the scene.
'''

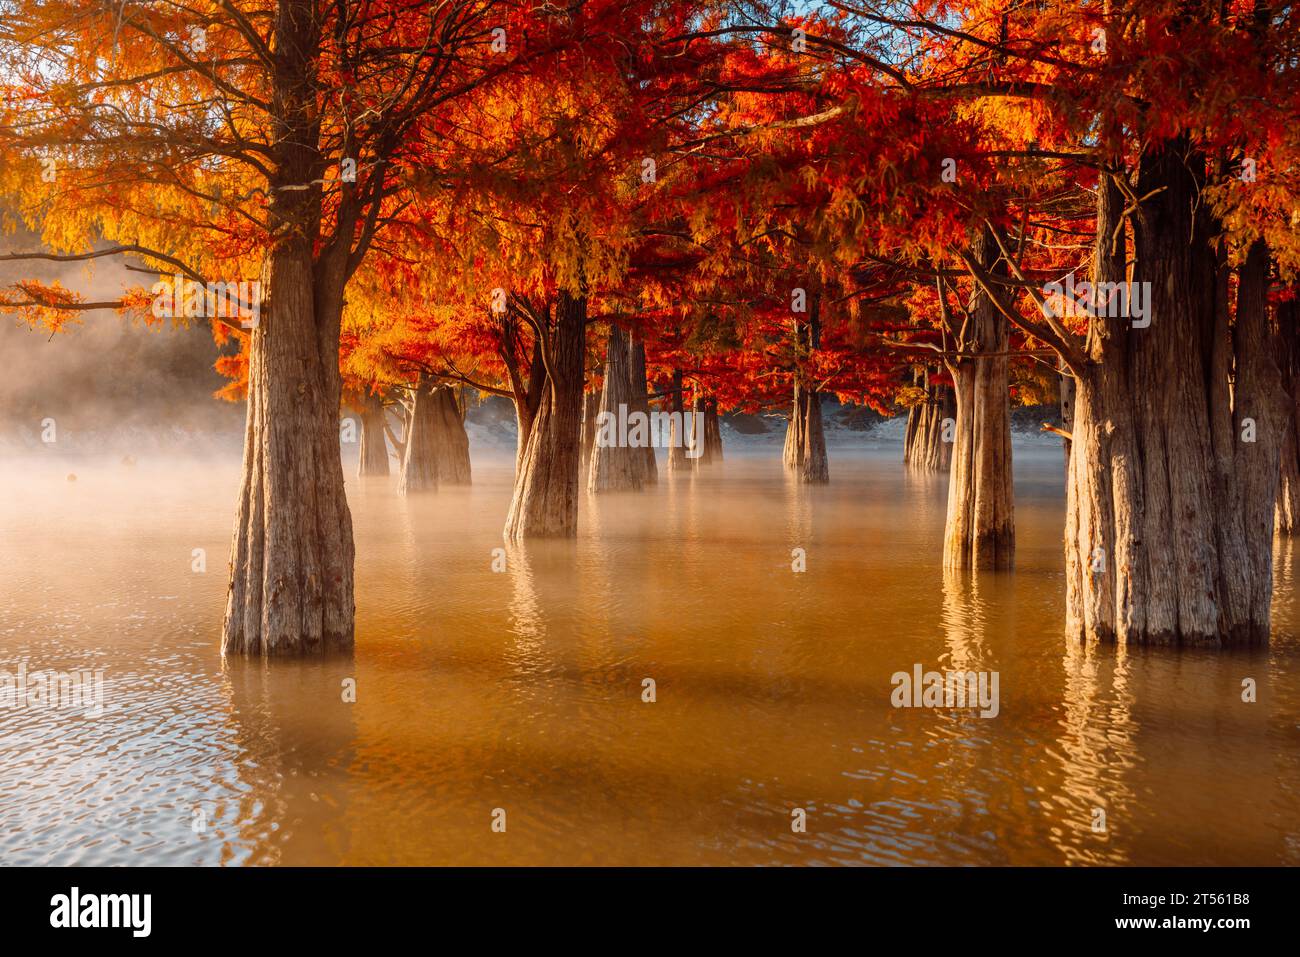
[0,232,244,458]
[1,438,1297,865]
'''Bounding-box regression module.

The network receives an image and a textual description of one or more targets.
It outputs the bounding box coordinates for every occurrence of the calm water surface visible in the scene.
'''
[1,448,1297,865]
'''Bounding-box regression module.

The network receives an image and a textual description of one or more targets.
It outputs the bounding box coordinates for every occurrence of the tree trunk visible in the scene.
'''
[398,374,439,495]
[1276,299,1300,533]
[1064,145,1286,645]
[784,384,829,483]
[695,396,723,466]
[1226,238,1284,638]
[431,385,471,485]
[667,368,691,471]
[782,394,799,469]
[943,230,1013,569]
[783,296,829,483]
[708,398,723,462]
[691,394,715,468]
[504,291,586,540]
[629,335,659,484]
[506,333,546,477]
[902,366,924,464]
[903,366,954,473]
[1058,367,1075,469]
[357,390,390,478]
[580,390,600,477]
[222,0,354,657]
[222,236,355,656]
[589,325,646,492]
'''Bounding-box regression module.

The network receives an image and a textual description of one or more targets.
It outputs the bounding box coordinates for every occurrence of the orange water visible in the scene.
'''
[1,448,1296,865]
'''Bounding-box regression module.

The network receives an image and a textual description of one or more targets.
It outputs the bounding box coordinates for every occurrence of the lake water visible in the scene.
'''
[1,446,1297,865]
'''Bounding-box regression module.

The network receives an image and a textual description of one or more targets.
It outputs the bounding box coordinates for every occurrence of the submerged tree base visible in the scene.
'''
[504,291,586,541]
[943,231,1013,571]
[783,384,829,484]
[1063,154,1283,646]
[222,238,355,657]
[903,372,953,474]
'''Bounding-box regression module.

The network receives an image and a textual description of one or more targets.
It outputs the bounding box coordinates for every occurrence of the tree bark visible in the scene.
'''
[694,396,723,467]
[430,385,471,485]
[222,0,356,656]
[943,230,1013,569]
[580,389,600,477]
[784,385,829,484]
[222,235,355,656]
[589,325,646,492]
[1064,144,1286,645]
[1058,367,1075,468]
[902,366,924,464]
[1230,238,1286,637]
[629,335,659,484]
[357,390,390,478]
[501,319,546,478]
[903,366,954,473]
[398,374,439,495]
[504,290,586,540]
[1276,299,1300,533]
[707,398,723,462]
[783,296,829,483]
[691,394,714,467]
[667,367,691,471]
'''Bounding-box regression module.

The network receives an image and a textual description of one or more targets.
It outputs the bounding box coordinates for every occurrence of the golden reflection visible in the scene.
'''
[1051,639,1138,865]
[783,471,815,549]
[1273,532,1296,625]
[1270,533,1300,862]
[504,541,549,654]
[220,656,357,865]
[930,568,1009,861]
[939,567,989,670]
[902,467,950,529]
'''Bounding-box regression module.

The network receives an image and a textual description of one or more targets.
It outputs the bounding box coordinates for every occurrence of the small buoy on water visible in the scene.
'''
[121,455,136,467]
[66,473,77,483]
